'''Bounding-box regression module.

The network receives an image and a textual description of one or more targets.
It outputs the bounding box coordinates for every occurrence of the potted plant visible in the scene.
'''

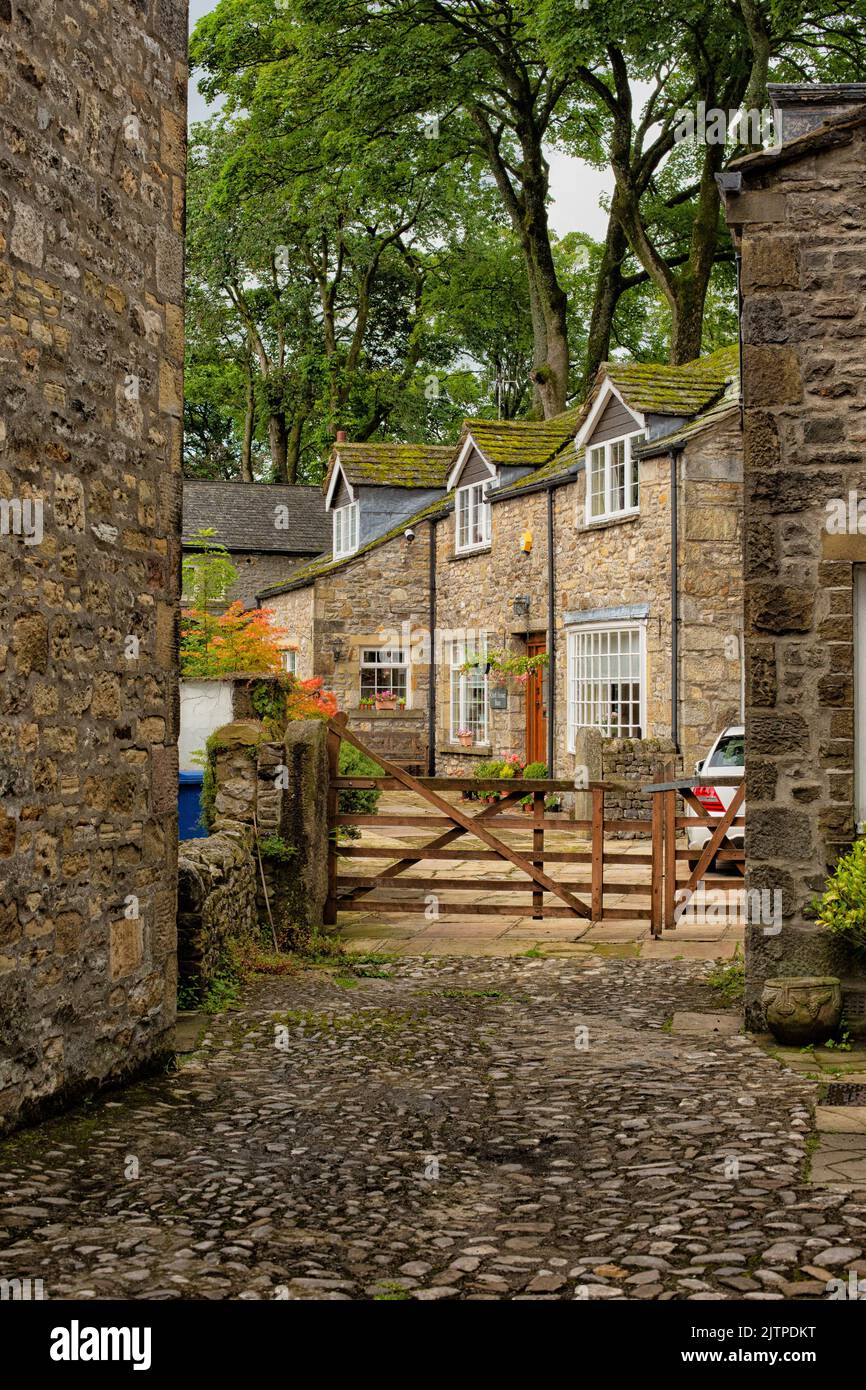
[457,727,474,748]
[397,698,406,709]
[359,696,375,709]
[375,689,397,711]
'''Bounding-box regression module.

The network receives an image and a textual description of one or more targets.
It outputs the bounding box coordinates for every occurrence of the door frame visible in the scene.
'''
[525,634,548,766]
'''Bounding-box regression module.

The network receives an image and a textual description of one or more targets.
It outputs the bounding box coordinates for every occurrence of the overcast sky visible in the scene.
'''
[186,0,614,241]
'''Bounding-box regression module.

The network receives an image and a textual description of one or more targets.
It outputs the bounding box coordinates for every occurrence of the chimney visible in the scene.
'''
[335,429,347,444]
[769,82,866,144]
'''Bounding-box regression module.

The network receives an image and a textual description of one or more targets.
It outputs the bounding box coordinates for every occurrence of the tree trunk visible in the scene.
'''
[268,413,289,483]
[669,146,726,364]
[240,373,255,483]
[520,138,570,418]
[285,414,303,485]
[585,197,630,389]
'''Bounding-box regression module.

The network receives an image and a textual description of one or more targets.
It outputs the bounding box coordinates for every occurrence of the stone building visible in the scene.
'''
[434,348,743,784]
[260,443,453,768]
[181,480,329,617]
[719,83,866,1025]
[262,348,744,789]
[0,0,187,1133]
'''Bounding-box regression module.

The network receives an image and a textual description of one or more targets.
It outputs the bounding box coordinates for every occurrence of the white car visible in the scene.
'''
[685,725,745,871]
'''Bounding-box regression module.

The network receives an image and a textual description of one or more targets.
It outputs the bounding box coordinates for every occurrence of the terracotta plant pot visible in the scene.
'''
[458,734,473,748]
[375,698,397,711]
[761,975,842,1046]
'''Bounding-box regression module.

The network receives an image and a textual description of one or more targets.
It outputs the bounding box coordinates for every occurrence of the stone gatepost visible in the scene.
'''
[205,718,329,951]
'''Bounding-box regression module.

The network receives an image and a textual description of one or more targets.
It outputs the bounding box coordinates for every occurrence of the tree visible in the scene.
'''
[180,602,290,676]
[192,0,866,403]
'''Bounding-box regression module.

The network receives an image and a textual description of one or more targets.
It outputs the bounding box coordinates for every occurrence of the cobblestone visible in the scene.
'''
[1,955,865,1300]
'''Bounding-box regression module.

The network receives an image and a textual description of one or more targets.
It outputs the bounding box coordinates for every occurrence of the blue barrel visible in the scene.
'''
[178,770,207,840]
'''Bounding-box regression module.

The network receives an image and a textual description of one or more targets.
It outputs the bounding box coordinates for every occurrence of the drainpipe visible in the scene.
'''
[427,521,436,776]
[670,446,683,753]
[546,486,556,775]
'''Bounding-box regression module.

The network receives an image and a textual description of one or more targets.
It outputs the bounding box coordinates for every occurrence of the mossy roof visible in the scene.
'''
[258,494,450,599]
[601,344,739,416]
[460,409,584,470]
[326,442,454,491]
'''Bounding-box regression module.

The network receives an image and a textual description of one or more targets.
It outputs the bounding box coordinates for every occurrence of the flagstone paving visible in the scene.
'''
[1,954,865,1302]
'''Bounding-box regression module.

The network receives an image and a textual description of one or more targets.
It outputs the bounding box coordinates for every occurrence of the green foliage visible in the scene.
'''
[706,946,745,1004]
[337,742,383,839]
[814,838,866,954]
[523,761,548,780]
[199,732,221,831]
[257,834,297,863]
[182,527,237,610]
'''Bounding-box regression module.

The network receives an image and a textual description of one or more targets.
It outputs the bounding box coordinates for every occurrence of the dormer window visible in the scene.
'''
[333,500,359,558]
[587,432,643,523]
[455,480,491,554]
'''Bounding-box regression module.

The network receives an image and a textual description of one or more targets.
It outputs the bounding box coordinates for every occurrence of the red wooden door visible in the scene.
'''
[525,636,547,766]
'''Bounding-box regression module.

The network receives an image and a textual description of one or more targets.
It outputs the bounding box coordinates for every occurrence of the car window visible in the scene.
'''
[708,734,744,769]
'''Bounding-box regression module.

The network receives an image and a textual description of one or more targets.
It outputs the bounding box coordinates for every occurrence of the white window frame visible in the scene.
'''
[281,648,298,676]
[455,480,491,555]
[359,644,410,706]
[449,634,489,743]
[585,432,643,524]
[566,621,646,750]
[333,500,359,559]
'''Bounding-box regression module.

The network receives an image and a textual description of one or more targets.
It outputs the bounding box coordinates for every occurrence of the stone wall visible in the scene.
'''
[204,715,329,952]
[678,415,745,765]
[722,107,866,1026]
[433,489,550,771]
[267,523,434,764]
[177,831,258,994]
[0,0,187,1134]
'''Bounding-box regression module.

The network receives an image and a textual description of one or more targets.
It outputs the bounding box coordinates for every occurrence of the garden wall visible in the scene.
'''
[176,715,329,998]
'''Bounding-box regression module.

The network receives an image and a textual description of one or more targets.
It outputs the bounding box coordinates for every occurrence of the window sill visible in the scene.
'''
[354,707,417,718]
[449,545,491,561]
[580,511,640,534]
[438,742,492,756]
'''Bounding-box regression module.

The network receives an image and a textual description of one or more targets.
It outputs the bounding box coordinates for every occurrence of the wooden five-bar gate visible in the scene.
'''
[325,715,745,937]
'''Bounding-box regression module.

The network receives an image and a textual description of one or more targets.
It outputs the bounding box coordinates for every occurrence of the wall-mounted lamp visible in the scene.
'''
[512,595,531,618]
[332,638,345,663]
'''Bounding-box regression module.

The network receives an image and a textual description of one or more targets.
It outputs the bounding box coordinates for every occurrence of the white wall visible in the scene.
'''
[179,681,235,772]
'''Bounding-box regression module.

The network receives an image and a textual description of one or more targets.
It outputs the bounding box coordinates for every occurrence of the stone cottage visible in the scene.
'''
[433,348,744,785]
[0,0,187,1133]
[259,442,454,768]
[181,480,329,624]
[719,83,866,1026]
[262,347,744,789]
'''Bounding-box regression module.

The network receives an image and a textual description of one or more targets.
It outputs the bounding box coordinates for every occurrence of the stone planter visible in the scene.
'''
[761,975,842,1045]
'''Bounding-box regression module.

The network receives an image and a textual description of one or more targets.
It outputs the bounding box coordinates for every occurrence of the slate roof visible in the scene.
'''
[492,442,580,501]
[726,100,866,177]
[459,409,583,470]
[493,345,739,498]
[182,481,330,555]
[601,344,739,417]
[258,494,450,599]
[326,443,454,491]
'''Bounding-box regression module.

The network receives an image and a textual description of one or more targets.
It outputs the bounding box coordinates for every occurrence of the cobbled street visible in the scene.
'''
[1,956,863,1302]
